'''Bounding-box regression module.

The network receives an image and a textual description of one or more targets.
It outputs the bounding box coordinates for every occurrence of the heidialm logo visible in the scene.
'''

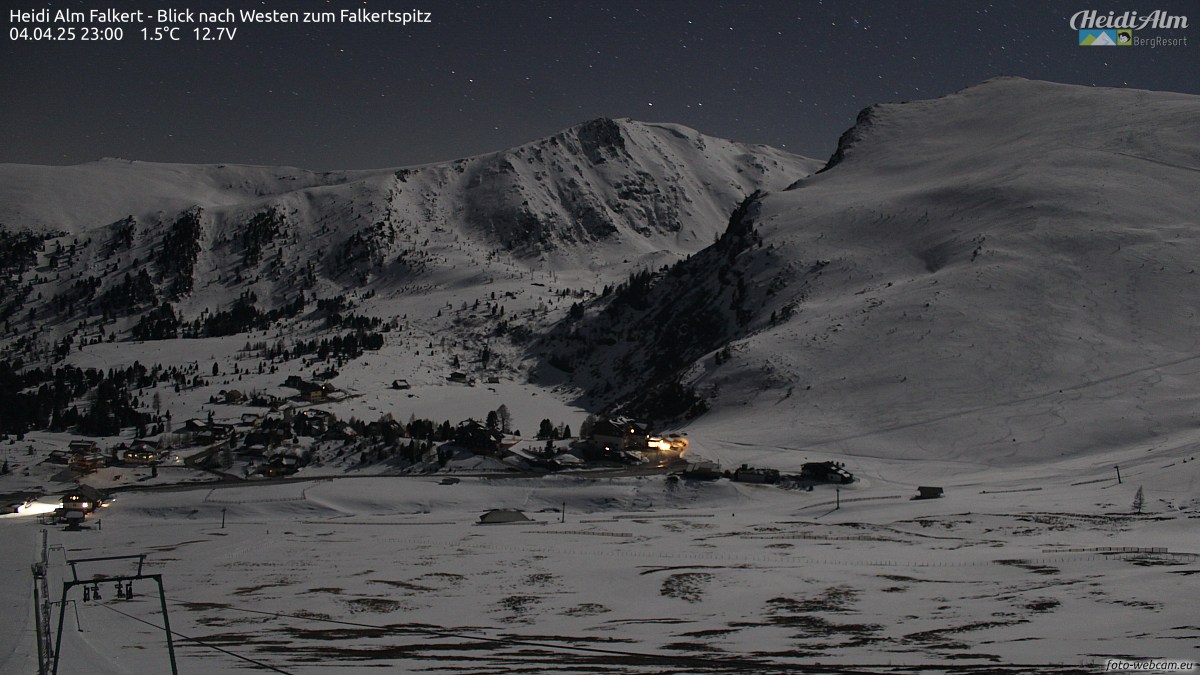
[1079,29,1117,45]
[1072,10,1189,47]
[1078,28,1133,45]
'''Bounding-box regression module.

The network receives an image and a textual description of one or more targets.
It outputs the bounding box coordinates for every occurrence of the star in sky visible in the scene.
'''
[1,0,1197,169]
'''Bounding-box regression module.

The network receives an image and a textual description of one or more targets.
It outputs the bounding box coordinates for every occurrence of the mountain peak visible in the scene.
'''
[815,77,1198,178]
[572,117,628,164]
[547,80,1200,464]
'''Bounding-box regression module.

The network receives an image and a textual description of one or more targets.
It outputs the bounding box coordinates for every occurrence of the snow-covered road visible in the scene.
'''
[0,520,39,674]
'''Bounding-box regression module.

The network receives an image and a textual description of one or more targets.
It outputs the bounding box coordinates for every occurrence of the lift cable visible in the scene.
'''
[96,602,292,674]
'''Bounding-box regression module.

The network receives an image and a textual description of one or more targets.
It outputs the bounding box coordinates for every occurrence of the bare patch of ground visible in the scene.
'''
[995,559,1060,575]
[370,579,435,591]
[232,581,293,596]
[496,594,541,623]
[769,585,858,613]
[560,603,609,617]
[1023,598,1060,612]
[660,572,712,603]
[347,597,403,613]
[304,586,343,594]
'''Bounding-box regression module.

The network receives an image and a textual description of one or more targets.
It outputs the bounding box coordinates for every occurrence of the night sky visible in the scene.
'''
[3,0,1197,170]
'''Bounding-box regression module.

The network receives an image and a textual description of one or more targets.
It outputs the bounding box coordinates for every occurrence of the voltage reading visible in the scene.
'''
[193,27,238,40]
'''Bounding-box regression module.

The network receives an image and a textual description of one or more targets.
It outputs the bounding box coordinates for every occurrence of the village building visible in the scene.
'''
[321,423,359,442]
[242,443,269,459]
[283,375,319,393]
[265,452,303,474]
[589,418,650,453]
[452,420,503,452]
[243,427,290,452]
[68,449,108,474]
[478,508,531,524]
[198,425,233,446]
[800,461,854,484]
[296,409,335,436]
[60,484,105,515]
[68,440,99,454]
[253,393,284,408]
[499,439,562,471]
[130,438,159,453]
[44,450,71,466]
[257,463,293,478]
[366,416,404,440]
[732,465,781,484]
[682,461,723,480]
[282,377,343,402]
[123,440,161,465]
[181,419,233,445]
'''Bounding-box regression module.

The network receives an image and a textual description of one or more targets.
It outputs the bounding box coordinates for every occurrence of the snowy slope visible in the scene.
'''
[0,119,818,403]
[0,119,817,339]
[0,119,817,254]
[3,82,1198,673]
[5,462,1196,673]
[543,78,1200,468]
[0,158,366,234]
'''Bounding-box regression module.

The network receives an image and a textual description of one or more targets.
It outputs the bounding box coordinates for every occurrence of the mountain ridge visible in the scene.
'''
[537,78,1200,467]
[5,79,1198,470]
[0,118,818,239]
[0,119,818,404]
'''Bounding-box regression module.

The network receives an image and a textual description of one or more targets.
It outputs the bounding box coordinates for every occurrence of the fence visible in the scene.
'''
[801,495,904,509]
[528,529,633,538]
[979,487,1043,494]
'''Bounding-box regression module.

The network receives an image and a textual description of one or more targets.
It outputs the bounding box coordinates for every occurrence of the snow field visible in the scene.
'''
[9,454,1196,674]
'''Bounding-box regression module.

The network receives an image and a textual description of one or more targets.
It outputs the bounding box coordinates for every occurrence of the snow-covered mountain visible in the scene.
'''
[6,81,1198,674]
[0,119,818,346]
[7,79,1199,471]
[0,118,816,253]
[540,78,1200,467]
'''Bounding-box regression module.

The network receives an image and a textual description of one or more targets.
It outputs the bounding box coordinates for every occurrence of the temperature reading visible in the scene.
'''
[194,26,238,41]
[141,27,180,41]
